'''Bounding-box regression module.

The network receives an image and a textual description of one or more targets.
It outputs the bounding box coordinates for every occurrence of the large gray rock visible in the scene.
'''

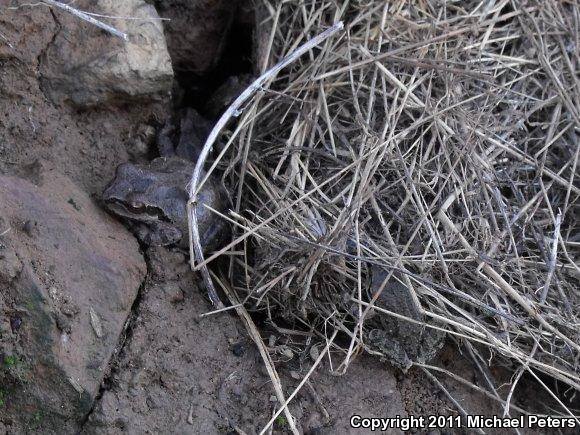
[40,0,173,107]
[0,165,145,433]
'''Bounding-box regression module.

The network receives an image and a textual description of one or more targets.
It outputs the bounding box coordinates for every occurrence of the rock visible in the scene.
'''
[154,0,238,75]
[145,246,188,282]
[231,341,245,357]
[0,243,22,285]
[0,166,145,433]
[40,0,173,107]
[128,124,157,159]
[159,283,185,304]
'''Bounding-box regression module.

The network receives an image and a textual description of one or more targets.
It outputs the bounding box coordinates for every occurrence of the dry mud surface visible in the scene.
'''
[0,2,552,434]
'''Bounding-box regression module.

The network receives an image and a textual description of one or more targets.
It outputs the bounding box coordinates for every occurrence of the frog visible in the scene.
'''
[365,266,446,372]
[103,72,255,251]
[102,107,229,252]
[103,156,228,251]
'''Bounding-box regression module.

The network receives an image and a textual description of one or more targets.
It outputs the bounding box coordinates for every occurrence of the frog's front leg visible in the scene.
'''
[135,221,182,246]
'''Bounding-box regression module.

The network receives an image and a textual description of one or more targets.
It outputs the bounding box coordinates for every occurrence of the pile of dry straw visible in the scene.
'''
[197,0,579,416]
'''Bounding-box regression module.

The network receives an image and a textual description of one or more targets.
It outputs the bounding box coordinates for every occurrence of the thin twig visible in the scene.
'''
[43,0,129,41]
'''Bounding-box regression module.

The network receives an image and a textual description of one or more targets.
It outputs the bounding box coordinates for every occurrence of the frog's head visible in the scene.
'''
[102,161,188,224]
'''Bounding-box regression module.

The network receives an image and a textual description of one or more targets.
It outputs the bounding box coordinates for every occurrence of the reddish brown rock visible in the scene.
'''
[0,166,145,433]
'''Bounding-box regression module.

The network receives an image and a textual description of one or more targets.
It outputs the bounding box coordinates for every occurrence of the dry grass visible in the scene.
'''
[190,0,580,423]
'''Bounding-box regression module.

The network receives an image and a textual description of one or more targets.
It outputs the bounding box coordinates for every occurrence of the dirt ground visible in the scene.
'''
[0,2,566,434]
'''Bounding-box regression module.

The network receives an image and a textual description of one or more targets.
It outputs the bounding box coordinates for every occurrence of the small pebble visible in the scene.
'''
[161,283,184,304]
[231,342,245,357]
[22,220,36,237]
[10,315,22,333]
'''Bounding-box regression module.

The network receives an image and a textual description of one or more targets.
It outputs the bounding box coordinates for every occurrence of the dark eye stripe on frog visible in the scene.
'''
[109,199,168,221]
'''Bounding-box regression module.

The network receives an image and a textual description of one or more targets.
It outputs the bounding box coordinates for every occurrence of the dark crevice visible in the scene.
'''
[36,8,61,99]
[175,10,254,116]
[77,247,149,433]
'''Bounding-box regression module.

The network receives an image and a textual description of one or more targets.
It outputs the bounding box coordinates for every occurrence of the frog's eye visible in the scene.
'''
[130,201,144,210]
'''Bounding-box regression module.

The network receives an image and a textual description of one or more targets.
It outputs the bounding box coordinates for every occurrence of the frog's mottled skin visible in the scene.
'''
[102,156,228,251]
